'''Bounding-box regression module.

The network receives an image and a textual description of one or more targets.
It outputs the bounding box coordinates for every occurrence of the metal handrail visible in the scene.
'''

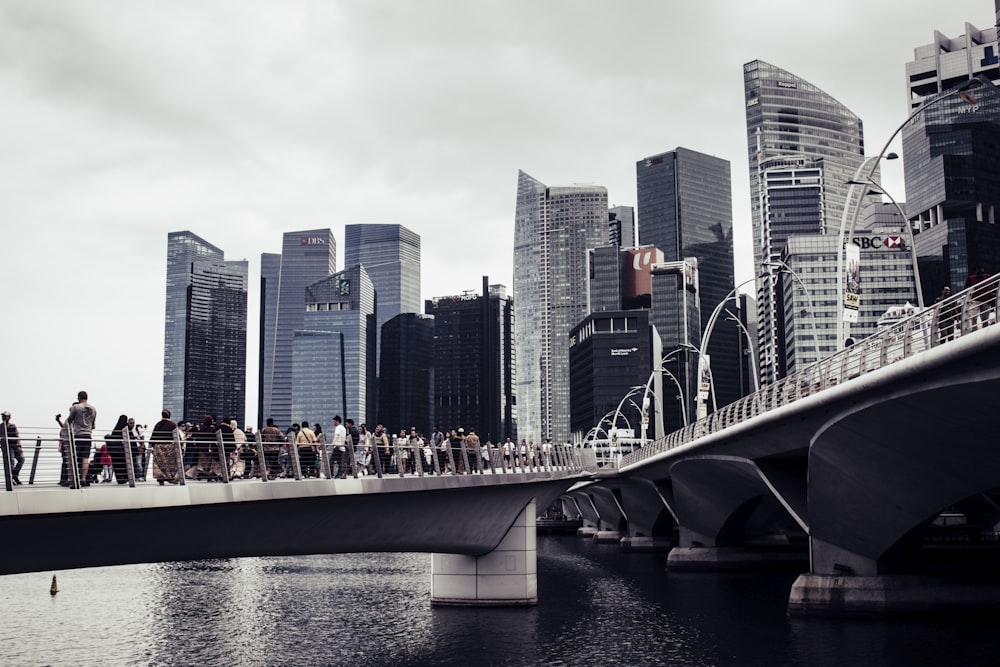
[623,273,1000,467]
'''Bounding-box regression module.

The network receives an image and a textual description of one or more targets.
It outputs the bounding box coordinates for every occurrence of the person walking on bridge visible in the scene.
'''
[2,411,22,485]
[150,409,178,485]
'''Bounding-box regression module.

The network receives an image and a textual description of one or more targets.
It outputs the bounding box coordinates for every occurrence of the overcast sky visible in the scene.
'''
[0,0,992,431]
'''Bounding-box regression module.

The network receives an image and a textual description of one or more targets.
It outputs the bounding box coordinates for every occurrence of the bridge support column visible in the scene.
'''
[788,574,1000,617]
[430,500,537,606]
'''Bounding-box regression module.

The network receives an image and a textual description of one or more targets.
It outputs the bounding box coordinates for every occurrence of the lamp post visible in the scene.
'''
[723,309,760,393]
[847,176,924,309]
[836,77,982,346]
[762,258,819,370]
[697,276,758,420]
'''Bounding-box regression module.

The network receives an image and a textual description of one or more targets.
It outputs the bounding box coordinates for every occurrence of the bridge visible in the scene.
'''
[0,430,590,606]
[564,276,1000,616]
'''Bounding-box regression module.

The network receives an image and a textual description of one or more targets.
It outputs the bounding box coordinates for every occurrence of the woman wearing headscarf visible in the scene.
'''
[106,414,130,484]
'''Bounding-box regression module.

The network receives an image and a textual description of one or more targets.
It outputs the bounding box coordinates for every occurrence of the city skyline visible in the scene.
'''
[1,0,993,429]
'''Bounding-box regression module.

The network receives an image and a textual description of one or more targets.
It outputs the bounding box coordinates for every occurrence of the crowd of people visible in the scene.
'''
[2,393,568,488]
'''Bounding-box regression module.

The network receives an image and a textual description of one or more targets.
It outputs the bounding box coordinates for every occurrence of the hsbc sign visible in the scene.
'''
[852,235,906,251]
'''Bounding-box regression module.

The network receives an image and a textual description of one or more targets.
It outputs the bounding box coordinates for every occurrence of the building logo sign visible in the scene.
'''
[776,81,797,89]
[746,97,759,108]
[851,235,906,250]
[611,347,638,357]
[300,237,326,245]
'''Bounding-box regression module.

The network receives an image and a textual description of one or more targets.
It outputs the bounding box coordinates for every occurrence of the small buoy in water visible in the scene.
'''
[50,575,58,596]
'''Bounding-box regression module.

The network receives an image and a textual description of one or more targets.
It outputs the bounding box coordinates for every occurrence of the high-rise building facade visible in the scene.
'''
[569,310,660,442]
[905,18,999,112]
[649,259,701,432]
[163,231,248,425]
[743,60,867,381]
[903,72,1000,301]
[780,225,918,372]
[514,171,608,444]
[426,278,516,444]
[291,265,375,426]
[636,147,744,409]
[258,229,336,429]
[609,205,637,248]
[378,312,434,436]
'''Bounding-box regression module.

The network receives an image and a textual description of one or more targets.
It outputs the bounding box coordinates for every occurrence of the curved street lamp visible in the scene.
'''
[836,77,982,346]
[697,276,758,420]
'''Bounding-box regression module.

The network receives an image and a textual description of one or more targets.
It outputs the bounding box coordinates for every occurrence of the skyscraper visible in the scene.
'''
[163,231,248,424]
[743,61,867,382]
[426,278,516,444]
[636,147,743,409]
[258,229,336,428]
[378,312,434,436]
[904,21,1000,301]
[514,171,608,444]
[609,205,637,248]
[292,265,375,426]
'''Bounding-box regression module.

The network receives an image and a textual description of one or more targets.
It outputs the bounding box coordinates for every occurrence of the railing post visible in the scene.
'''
[289,435,303,481]
[459,438,471,475]
[173,428,187,486]
[445,439,457,474]
[66,428,80,489]
[414,440,425,477]
[394,437,405,477]
[215,430,230,483]
[252,431,267,483]
[0,422,11,492]
[346,439,359,479]
[122,429,137,487]
[371,438,384,479]
[430,439,442,476]
[28,437,41,485]
[487,443,497,474]
[317,436,332,480]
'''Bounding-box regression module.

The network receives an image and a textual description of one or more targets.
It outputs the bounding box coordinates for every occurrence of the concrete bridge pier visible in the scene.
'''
[587,485,625,543]
[616,478,675,552]
[431,500,537,606]
[665,456,807,571]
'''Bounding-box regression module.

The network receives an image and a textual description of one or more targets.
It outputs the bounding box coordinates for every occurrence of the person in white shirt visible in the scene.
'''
[331,416,348,478]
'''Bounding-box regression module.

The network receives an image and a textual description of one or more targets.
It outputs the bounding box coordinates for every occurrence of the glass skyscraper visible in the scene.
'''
[292,265,375,426]
[743,60,867,381]
[636,147,745,410]
[514,170,608,444]
[903,75,1000,301]
[258,229,336,429]
[163,231,248,424]
[378,312,434,436]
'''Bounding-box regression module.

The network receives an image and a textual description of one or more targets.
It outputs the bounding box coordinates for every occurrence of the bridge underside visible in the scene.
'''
[0,476,577,575]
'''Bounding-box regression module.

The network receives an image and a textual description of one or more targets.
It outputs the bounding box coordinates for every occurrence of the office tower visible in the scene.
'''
[291,265,375,426]
[588,245,663,313]
[902,69,1000,301]
[649,259,701,432]
[743,61,867,382]
[569,310,661,442]
[780,224,918,371]
[163,231,248,424]
[345,223,421,419]
[514,171,608,444]
[636,147,744,409]
[905,18,999,112]
[609,205,637,248]
[378,312,434,436]
[426,278,516,444]
[258,230,336,429]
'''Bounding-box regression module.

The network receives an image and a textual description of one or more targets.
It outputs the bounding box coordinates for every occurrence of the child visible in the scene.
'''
[97,443,113,483]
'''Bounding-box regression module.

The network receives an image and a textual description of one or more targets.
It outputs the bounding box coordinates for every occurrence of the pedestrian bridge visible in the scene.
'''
[567,276,1000,616]
[0,436,589,606]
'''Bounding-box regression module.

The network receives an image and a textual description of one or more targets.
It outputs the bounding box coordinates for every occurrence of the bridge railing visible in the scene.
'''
[1,424,588,491]
[622,273,1000,467]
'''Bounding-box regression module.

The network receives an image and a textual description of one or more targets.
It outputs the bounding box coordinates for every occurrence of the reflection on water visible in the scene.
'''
[0,536,997,666]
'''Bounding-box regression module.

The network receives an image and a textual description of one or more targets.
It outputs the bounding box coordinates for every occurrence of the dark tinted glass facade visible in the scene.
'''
[568,310,658,441]
[378,313,434,436]
[163,231,247,425]
[904,78,1000,299]
[637,147,744,410]
[426,279,516,444]
[258,230,336,430]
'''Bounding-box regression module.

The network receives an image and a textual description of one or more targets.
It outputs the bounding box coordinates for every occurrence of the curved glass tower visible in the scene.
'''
[743,60,866,381]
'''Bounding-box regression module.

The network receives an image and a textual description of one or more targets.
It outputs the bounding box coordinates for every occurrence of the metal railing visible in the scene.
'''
[622,274,1000,468]
[2,425,588,492]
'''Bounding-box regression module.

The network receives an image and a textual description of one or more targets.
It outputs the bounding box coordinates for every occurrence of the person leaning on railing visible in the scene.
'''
[2,411,23,485]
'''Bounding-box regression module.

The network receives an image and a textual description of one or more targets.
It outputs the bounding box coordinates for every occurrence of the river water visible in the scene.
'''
[0,535,996,666]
